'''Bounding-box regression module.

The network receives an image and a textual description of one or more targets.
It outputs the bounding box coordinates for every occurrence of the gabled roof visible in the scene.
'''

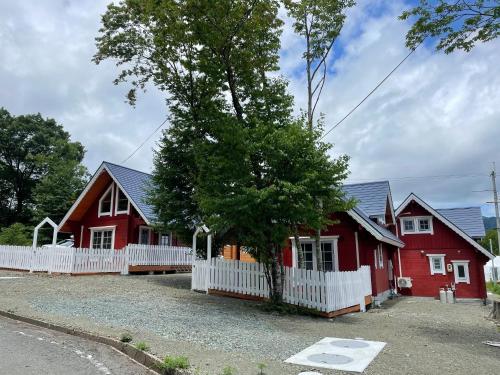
[348,206,404,247]
[342,181,403,247]
[395,193,494,260]
[437,207,485,239]
[103,162,155,223]
[343,181,396,224]
[58,162,155,231]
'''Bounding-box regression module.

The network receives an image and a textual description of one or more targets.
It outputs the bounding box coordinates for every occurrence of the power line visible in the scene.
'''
[346,173,489,183]
[320,42,423,141]
[122,117,169,164]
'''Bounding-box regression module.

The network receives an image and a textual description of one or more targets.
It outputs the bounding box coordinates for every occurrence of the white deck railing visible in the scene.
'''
[125,244,192,266]
[193,257,372,313]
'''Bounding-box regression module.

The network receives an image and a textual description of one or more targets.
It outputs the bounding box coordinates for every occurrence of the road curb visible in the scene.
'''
[0,309,164,374]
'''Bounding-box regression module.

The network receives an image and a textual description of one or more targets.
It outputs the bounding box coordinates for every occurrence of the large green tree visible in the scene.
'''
[481,228,499,255]
[94,0,351,301]
[0,108,88,227]
[401,0,499,53]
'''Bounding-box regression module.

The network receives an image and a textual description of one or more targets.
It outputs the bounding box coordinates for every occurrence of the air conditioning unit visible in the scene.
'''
[397,277,412,288]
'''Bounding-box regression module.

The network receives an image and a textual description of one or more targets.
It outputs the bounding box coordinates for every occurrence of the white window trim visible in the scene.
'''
[400,216,434,235]
[89,225,116,249]
[98,184,114,217]
[427,254,446,275]
[290,236,339,271]
[159,233,171,246]
[452,260,470,284]
[377,244,384,269]
[114,186,130,215]
[139,225,152,245]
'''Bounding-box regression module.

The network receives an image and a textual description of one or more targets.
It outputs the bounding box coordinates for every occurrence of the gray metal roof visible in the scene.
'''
[343,181,390,218]
[103,162,156,223]
[436,207,485,239]
[351,206,404,247]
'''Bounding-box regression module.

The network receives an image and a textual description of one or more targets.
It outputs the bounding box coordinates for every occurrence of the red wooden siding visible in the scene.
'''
[396,200,488,299]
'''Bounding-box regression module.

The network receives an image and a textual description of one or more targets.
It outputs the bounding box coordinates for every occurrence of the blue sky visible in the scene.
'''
[1,0,499,216]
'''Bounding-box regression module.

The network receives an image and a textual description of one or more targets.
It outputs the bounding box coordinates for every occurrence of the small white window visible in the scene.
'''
[403,219,414,232]
[160,234,170,246]
[428,255,446,275]
[418,218,430,231]
[452,261,470,284]
[115,188,129,214]
[377,245,384,269]
[98,185,114,217]
[91,228,115,249]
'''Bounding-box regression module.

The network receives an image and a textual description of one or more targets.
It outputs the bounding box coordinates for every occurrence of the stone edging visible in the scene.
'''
[0,309,163,374]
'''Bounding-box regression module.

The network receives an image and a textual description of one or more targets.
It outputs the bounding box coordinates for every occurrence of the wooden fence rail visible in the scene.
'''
[193,258,372,314]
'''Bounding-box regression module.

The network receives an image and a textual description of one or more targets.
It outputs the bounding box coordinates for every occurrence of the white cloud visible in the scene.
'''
[0,0,498,216]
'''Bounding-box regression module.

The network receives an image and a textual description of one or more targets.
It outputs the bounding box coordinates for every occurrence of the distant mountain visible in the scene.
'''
[483,216,497,231]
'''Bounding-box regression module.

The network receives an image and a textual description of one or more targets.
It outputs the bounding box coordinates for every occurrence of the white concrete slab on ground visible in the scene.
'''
[285,337,386,373]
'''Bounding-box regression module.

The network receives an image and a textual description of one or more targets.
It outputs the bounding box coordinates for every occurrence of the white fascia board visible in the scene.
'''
[396,193,494,260]
[58,163,108,231]
[347,209,404,248]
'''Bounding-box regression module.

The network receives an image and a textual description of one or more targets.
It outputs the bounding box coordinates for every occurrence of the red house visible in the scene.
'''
[58,162,175,249]
[395,193,494,300]
[282,181,405,304]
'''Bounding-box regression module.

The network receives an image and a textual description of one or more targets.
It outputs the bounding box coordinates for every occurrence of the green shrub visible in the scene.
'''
[257,363,267,375]
[0,223,32,246]
[158,355,190,374]
[120,333,132,343]
[135,341,150,351]
[487,281,500,295]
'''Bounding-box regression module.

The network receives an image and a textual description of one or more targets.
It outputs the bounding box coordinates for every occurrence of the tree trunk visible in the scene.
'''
[267,243,283,303]
[315,228,323,272]
[293,224,305,269]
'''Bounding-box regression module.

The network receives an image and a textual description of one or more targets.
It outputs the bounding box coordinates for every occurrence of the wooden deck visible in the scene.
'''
[128,265,192,273]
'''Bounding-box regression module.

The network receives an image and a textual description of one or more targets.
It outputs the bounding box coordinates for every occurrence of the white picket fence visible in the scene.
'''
[0,244,193,274]
[193,258,372,313]
[125,244,192,266]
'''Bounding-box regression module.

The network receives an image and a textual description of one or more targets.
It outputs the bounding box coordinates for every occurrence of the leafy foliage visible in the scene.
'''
[0,223,32,246]
[480,228,499,255]
[120,332,133,343]
[400,0,500,53]
[158,355,190,371]
[0,108,88,226]
[486,280,500,295]
[135,341,150,351]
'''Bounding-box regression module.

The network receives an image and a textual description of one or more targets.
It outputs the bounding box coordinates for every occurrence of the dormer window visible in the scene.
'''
[400,216,433,235]
[98,185,114,217]
[115,188,129,214]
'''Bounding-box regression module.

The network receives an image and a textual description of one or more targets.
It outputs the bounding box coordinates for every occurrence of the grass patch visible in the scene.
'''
[487,281,500,295]
[220,366,236,375]
[135,341,150,351]
[258,301,319,317]
[120,333,132,343]
[158,355,190,374]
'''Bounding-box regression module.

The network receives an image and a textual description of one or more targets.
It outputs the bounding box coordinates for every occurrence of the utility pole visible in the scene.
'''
[491,163,500,253]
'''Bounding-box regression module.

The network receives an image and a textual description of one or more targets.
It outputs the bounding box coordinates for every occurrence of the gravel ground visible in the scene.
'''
[0,270,499,375]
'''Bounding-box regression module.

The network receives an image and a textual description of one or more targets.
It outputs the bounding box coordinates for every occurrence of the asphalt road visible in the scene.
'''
[0,316,152,375]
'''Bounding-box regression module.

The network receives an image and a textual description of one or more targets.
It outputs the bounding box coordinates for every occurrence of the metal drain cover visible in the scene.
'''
[331,339,370,349]
[307,353,354,365]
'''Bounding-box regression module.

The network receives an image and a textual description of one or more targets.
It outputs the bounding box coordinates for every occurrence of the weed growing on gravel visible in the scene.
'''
[257,363,267,374]
[120,333,132,343]
[220,366,236,375]
[135,341,150,351]
[158,355,190,374]
[258,302,318,317]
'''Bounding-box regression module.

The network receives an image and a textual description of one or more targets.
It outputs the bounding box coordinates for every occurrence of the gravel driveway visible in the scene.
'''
[1,271,499,374]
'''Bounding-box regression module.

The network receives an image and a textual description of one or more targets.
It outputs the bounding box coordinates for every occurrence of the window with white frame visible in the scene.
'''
[428,254,446,275]
[298,238,338,271]
[91,228,114,249]
[452,261,470,284]
[139,226,151,245]
[400,216,433,235]
[160,234,170,246]
[377,245,384,269]
[98,185,113,217]
[115,188,129,214]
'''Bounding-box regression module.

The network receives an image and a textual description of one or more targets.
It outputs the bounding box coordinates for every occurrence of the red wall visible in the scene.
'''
[396,201,488,299]
[283,212,397,297]
[72,182,149,249]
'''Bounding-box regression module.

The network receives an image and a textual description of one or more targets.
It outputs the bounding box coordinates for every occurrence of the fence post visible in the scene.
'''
[122,246,129,275]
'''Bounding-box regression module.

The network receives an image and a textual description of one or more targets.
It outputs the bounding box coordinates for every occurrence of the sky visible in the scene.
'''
[1,0,499,216]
